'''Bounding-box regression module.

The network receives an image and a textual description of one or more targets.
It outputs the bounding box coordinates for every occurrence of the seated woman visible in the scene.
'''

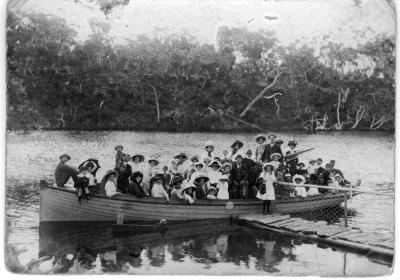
[170,175,184,200]
[207,160,222,187]
[216,174,229,200]
[128,171,147,197]
[150,173,170,202]
[181,182,197,204]
[193,173,210,199]
[206,186,217,200]
[292,174,307,198]
[102,170,120,198]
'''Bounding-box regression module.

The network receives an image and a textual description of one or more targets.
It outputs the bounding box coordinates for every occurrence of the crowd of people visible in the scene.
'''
[54,133,348,214]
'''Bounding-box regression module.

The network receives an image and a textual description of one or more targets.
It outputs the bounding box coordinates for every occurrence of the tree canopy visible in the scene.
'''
[7,11,395,131]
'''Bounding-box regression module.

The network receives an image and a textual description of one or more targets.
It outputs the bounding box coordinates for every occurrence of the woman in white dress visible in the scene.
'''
[129,154,145,174]
[216,174,229,200]
[292,174,307,197]
[256,163,277,215]
[143,158,160,195]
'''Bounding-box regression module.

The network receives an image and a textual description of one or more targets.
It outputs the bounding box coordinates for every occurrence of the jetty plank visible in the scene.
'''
[268,218,302,227]
[255,214,291,224]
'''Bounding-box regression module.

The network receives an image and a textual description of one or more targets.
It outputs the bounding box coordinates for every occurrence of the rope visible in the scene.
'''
[223,113,276,134]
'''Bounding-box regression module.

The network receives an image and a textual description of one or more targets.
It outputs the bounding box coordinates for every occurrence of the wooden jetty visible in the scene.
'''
[237,213,394,259]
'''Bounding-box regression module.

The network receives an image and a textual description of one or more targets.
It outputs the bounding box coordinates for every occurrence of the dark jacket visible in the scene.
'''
[230,163,248,185]
[195,183,207,199]
[128,181,146,197]
[261,143,283,162]
[117,163,132,194]
[55,162,78,187]
[243,158,256,171]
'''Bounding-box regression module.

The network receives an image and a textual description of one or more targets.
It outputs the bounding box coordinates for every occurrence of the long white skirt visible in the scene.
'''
[295,186,307,197]
[256,182,275,200]
[216,182,229,200]
[307,187,319,196]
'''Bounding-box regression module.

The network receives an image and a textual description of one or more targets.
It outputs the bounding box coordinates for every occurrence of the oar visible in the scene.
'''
[277,181,394,197]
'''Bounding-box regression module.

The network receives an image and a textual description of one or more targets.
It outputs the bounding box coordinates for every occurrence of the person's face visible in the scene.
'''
[176,182,182,189]
[82,170,88,175]
[60,156,69,163]
[187,188,193,195]
[163,166,168,172]
[135,176,142,183]
[192,158,199,163]
[299,164,305,169]
[196,166,203,171]
[156,178,163,185]
[204,159,211,165]
[266,166,272,173]
[150,161,156,167]
[178,156,185,163]
[270,136,276,143]
[289,144,295,150]
[326,165,332,171]
[223,150,228,156]
[116,147,123,152]
[330,161,336,167]
[236,157,243,164]
[246,151,252,158]
[212,166,218,171]
[87,166,93,173]
[172,161,177,168]
[273,156,279,161]
[257,138,265,144]
[285,176,292,182]
[233,144,240,150]
[206,146,213,152]
[295,179,302,184]
[108,174,115,181]
[134,156,140,163]
[224,166,231,173]
[335,177,340,182]
[199,178,205,184]
[317,160,322,165]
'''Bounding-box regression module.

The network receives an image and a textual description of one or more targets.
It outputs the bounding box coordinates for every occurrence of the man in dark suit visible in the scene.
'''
[261,133,283,162]
[230,155,249,199]
[117,154,133,194]
[243,149,256,170]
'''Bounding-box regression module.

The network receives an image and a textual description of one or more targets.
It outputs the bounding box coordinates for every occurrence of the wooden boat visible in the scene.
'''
[40,181,355,222]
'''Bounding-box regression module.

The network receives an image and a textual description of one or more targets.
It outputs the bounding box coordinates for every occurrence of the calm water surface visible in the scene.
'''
[5,131,395,275]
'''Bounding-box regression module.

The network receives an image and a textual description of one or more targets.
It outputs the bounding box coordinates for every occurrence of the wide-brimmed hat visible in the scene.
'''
[293,174,306,184]
[262,162,275,171]
[59,153,71,161]
[150,173,164,183]
[275,139,284,145]
[174,152,188,160]
[190,155,200,162]
[309,159,317,164]
[254,134,267,142]
[131,154,145,162]
[270,153,282,160]
[284,173,292,178]
[334,173,342,180]
[235,154,244,160]
[148,158,160,165]
[231,140,244,149]
[221,162,232,170]
[114,145,123,150]
[104,170,117,179]
[288,140,297,147]
[317,158,323,162]
[181,182,196,192]
[219,174,229,181]
[267,133,277,139]
[194,173,210,184]
[194,162,204,168]
[205,141,215,149]
[208,160,222,169]
[207,186,217,194]
[297,162,305,167]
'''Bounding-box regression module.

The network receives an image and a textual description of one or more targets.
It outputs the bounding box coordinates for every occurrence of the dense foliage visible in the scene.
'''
[7,11,395,131]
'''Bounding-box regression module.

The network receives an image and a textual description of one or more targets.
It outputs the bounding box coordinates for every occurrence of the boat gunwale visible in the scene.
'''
[41,183,351,207]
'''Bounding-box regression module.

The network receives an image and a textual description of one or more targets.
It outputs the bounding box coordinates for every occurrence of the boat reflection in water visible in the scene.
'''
[38,220,391,275]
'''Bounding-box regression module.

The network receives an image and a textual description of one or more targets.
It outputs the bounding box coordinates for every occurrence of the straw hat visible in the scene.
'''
[262,162,275,171]
[114,145,123,150]
[181,182,196,192]
[148,158,160,165]
[150,173,165,184]
[231,140,244,149]
[132,154,145,162]
[275,139,284,145]
[208,160,222,169]
[207,186,217,194]
[254,134,267,142]
[267,133,277,139]
[194,173,210,184]
[284,173,292,178]
[190,155,200,162]
[293,174,306,184]
[103,170,117,180]
[309,159,317,164]
[194,162,204,168]
[270,153,282,160]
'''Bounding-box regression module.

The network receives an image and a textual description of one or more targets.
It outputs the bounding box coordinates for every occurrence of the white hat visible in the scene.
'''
[181,182,196,192]
[254,134,267,142]
[219,174,229,181]
[263,162,275,170]
[194,162,204,168]
[208,160,222,168]
[270,153,282,160]
[292,174,306,184]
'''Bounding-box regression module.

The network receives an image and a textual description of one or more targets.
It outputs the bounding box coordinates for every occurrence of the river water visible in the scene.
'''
[5,131,395,275]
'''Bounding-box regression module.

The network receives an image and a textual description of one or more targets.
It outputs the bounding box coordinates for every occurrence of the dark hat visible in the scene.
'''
[59,153,71,160]
[235,154,243,160]
[231,140,244,149]
[131,171,143,180]
[297,162,305,167]
[79,165,88,172]
[190,155,200,162]
[275,139,284,145]
[254,134,267,142]
[208,160,222,169]
[150,173,165,183]
[172,175,184,186]
[104,170,117,180]
[288,140,297,147]
[317,158,323,162]
[115,145,123,150]
[174,152,188,160]
[132,154,145,162]
[194,174,210,184]
[148,158,160,165]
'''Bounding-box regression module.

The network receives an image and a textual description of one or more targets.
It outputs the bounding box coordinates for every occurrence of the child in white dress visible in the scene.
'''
[292,174,307,197]
[216,174,230,200]
[256,163,277,214]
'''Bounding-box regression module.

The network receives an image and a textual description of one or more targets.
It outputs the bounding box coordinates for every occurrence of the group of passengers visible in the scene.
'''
[55,133,347,213]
